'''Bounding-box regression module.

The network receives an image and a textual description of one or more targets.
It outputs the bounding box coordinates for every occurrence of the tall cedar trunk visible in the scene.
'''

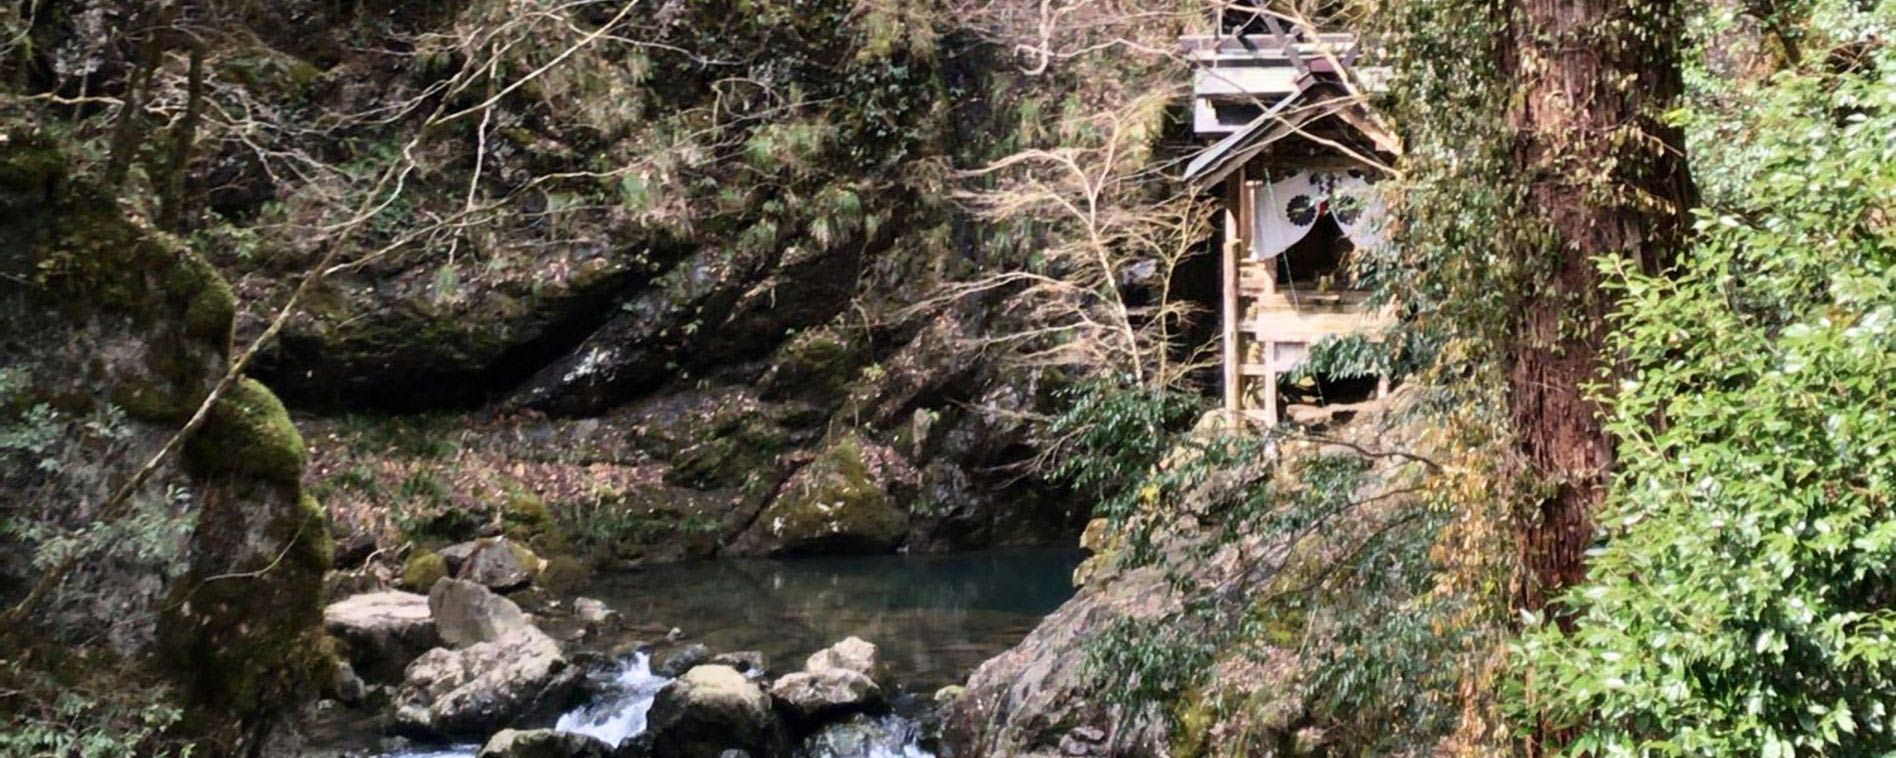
[1500,0,1694,608]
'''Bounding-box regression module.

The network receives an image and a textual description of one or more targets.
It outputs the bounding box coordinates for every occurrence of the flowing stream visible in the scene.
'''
[553,652,670,746]
[379,548,1085,757]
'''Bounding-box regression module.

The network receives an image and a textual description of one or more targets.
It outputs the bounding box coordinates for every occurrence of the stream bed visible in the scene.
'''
[373,548,1085,757]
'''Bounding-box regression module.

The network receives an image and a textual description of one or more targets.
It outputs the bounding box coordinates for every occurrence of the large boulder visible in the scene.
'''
[457,538,542,591]
[803,636,879,681]
[430,578,531,647]
[0,130,330,742]
[654,643,712,678]
[644,665,786,758]
[323,591,440,682]
[768,668,881,723]
[729,436,914,557]
[393,627,581,739]
[477,728,613,758]
[945,568,1177,756]
[770,636,883,723]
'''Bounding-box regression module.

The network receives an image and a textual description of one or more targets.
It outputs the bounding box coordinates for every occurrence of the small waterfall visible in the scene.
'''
[551,652,937,758]
[377,651,936,758]
[555,651,672,746]
[799,712,937,758]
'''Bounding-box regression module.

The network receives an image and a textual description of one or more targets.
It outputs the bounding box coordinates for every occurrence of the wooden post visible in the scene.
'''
[1262,340,1278,426]
[1222,172,1242,417]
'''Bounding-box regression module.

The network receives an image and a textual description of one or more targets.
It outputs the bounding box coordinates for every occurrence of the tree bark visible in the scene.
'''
[1500,0,1694,608]
[159,41,205,230]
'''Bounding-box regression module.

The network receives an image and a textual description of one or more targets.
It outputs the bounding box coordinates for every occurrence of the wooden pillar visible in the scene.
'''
[1221,171,1242,417]
[1262,340,1278,426]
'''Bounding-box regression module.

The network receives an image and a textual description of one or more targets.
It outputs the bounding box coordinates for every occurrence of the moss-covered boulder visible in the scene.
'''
[645,665,788,758]
[457,538,541,592]
[758,325,869,401]
[729,435,916,557]
[184,377,307,484]
[0,126,330,751]
[403,550,450,591]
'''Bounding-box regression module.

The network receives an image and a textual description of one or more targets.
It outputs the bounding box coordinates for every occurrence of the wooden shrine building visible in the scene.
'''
[1181,14,1396,425]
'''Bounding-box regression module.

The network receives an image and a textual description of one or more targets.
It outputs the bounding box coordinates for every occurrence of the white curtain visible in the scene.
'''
[1248,169,1387,260]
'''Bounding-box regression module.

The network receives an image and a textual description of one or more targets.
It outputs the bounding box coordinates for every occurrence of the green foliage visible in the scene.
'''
[0,656,192,758]
[1375,0,1519,388]
[1044,379,1204,524]
[1516,12,1896,753]
[1286,333,1397,382]
[552,491,722,562]
[0,372,197,753]
[1089,604,1228,710]
[0,377,196,580]
[0,369,61,471]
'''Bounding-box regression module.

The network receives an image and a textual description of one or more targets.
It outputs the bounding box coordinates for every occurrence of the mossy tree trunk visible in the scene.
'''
[1498,0,1694,609]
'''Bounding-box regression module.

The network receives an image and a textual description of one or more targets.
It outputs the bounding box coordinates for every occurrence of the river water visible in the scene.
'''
[581,548,1087,692]
[379,548,1084,757]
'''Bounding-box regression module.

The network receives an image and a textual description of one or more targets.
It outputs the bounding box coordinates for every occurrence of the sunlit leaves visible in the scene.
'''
[1515,13,1896,753]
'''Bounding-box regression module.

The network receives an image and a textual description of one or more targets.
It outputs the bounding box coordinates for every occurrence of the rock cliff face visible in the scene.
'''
[127,0,1090,563]
[947,566,1178,756]
[947,394,1432,757]
[0,0,1183,751]
[0,126,329,751]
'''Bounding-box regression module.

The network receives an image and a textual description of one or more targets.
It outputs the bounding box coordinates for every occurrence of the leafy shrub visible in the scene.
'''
[1515,25,1896,754]
[0,678,190,758]
[1042,378,1205,523]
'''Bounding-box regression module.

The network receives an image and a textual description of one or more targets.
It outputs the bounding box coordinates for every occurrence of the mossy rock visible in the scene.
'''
[184,377,307,486]
[402,550,448,591]
[157,478,333,735]
[656,405,792,491]
[537,554,589,593]
[5,131,240,428]
[733,435,908,556]
[6,127,328,748]
[501,487,572,557]
[760,325,867,400]
[294,492,337,576]
[167,250,237,345]
[26,181,233,339]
